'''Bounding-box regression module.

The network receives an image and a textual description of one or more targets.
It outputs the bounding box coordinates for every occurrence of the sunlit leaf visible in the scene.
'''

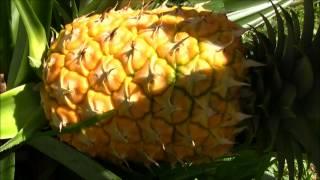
[30,0,54,38]
[0,107,44,154]
[228,0,292,28]
[13,0,47,73]
[0,84,41,139]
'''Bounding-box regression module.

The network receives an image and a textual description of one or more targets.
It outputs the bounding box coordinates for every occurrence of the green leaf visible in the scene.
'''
[278,83,296,109]
[0,0,13,76]
[28,136,121,180]
[188,0,225,12]
[314,21,320,47]
[266,116,280,151]
[0,107,45,154]
[71,0,79,18]
[301,0,314,49]
[79,0,102,15]
[10,1,20,45]
[293,55,314,98]
[303,86,320,124]
[30,0,54,38]
[253,30,273,53]
[260,13,276,49]
[39,110,116,137]
[224,0,279,12]
[95,0,120,14]
[292,141,304,179]
[156,151,272,180]
[7,0,53,88]
[284,138,295,180]
[0,84,41,139]
[290,9,301,43]
[279,5,296,79]
[272,1,285,60]
[7,22,31,89]
[0,153,15,180]
[79,0,118,16]
[79,0,94,10]
[228,0,275,25]
[228,0,292,28]
[13,0,47,72]
[53,0,72,24]
[287,115,320,174]
[276,150,285,179]
[269,62,282,92]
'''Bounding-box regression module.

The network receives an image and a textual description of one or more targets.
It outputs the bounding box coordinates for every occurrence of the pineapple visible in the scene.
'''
[40,4,247,164]
[40,1,320,176]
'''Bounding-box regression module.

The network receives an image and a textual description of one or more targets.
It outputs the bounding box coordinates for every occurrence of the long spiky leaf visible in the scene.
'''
[38,110,116,137]
[301,0,314,49]
[0,0,13,76]
[290,9,301,43]
[279,5,296,79]
[53,1,72,23]
[28,136,121,180]
[0,153,15,180]
[271,1,285,60]
[7,22,30,89]
[259,13,276,50]
[12,0,47,73]
[71,0,79,18]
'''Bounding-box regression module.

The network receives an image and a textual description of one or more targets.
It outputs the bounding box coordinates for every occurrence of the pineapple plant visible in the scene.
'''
[0,0,319,179]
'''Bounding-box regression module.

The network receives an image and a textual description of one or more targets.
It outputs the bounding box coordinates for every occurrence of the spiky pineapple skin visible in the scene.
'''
[41,5,247,164]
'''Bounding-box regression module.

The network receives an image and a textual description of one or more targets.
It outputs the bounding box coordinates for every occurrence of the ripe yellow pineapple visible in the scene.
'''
[40,3,249,164]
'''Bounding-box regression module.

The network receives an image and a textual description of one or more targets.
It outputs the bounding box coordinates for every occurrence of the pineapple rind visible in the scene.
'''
[41,5,247,164]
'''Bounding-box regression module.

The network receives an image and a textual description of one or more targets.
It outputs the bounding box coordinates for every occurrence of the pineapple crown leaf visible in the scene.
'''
[259,12,276,49]
[301,0,315,49]
[247,0,320,178]
[290,9,301,41]
[270,1,285,60]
